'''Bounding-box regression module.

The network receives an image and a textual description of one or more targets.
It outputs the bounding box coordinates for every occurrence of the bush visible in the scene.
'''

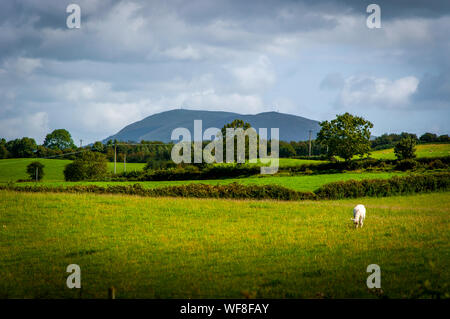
[0,182,316,201]
[395,159,418,171]
[137,164,260,181]
[26,161,45,181]
[315,173,450,199]
[427,159,446,170]
[144,160,177,171]
[63,151,108,181]
[3,173,448,201]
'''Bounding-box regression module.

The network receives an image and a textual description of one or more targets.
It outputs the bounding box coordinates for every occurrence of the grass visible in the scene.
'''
[0,158,404,192]
[0,144,448,183]
[370,144,450,160]
[0,190,448,298]
[15,172,405,192]
[0,158,145,182]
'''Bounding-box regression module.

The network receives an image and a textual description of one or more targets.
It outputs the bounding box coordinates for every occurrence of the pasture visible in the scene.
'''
[0,191,448,298]
[14,172,405,192]
[0,158,146,182]
[370,143,450,160]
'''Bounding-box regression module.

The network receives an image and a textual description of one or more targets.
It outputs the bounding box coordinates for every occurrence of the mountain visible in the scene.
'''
[103,109,320,142]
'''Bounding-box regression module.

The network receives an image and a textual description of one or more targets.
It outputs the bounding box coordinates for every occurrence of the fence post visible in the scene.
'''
[108,287,116,299]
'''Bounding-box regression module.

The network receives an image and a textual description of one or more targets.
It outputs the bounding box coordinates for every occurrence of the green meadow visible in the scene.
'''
[0,158,321,183]
[0,158,146,182]
[14,172,405,192]
[0,157,405,192]
[370,143,450,160]
[0,191,448,298]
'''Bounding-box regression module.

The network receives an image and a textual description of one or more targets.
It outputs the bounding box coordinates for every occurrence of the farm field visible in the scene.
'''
[0,158,146,182]
[0,144,448,183]
[14,172,405,192]
[0,191,448,298]
[370,144,450,160]
[0,158,324,183]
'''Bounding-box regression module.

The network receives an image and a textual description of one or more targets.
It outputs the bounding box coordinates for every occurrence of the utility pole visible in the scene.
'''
[308,130,312,157]
[80,139,83,148]
[114,141,117,174]
[124,152,126,173]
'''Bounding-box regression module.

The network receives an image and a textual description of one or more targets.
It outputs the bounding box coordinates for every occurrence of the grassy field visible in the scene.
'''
[0,144,448,183]
[370,144,450,160]
[0,158,146,182]
[0,158,319,183]
[15,172,405,192]
[0,158,404,193]
[0,190,448,299]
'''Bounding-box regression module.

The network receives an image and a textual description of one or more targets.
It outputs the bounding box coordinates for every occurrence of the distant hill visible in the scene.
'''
[103,109,320,142]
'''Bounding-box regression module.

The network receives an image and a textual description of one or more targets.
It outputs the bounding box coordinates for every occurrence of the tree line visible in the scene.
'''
[1,119,448,162]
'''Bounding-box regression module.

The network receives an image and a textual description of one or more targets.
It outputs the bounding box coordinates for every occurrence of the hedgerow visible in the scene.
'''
[314,172,450,199]
[2,172,449,201]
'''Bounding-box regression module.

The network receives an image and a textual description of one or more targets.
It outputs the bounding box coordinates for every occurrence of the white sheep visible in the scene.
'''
[352,204,366,228]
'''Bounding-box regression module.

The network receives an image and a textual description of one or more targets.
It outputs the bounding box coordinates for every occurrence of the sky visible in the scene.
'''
[0,0,449,144]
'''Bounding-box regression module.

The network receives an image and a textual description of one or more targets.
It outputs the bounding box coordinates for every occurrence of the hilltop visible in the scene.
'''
[103,109,320,142]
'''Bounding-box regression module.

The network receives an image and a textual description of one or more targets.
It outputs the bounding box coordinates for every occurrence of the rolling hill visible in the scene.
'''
[103,109,320,142]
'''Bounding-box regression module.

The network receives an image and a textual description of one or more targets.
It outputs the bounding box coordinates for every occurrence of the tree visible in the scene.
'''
[0,138,9,159]
[419,132,437,143]
[92,141,105,153]
[438,134,450,143]
[44,129,76,151]
[6,137,37,158]
[316,113,373,161]
[63,151,108,181]
[279,141,296,157]
[26,161,45,181]
[221,119,258,163]
[394,136,417,160]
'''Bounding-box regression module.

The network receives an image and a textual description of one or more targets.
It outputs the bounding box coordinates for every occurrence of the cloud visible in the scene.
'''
[320,73,344,90]
[336,75,419,109]
[0,0,449,142]
[230,55,276,92]
[413,71,450,106]
[0,112,49,141]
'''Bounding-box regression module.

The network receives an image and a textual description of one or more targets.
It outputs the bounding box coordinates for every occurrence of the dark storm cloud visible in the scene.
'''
[413,71,450,104]
[329,0,450,19]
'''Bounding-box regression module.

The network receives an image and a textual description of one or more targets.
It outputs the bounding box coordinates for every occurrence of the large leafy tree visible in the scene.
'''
[6,137,37,158]
[26,161,45,181]
[394,136,417,160]
[44,129,76,151]
[221,119,257,163]
[317,113,373,161]
[0,138,9,159]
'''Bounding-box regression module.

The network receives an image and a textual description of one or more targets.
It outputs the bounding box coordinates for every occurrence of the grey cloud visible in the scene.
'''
[320,73,344,90]
[0,0,449,142]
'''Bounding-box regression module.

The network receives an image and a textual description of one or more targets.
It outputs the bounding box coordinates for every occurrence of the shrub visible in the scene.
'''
[395,159,418,171]
[144,160,177,171]
[0,182,316,201]
[315,173,450,199]
[427,159,446,170]
[3,173,448,201]
[63,151,108,181]
[26,161,45,181]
